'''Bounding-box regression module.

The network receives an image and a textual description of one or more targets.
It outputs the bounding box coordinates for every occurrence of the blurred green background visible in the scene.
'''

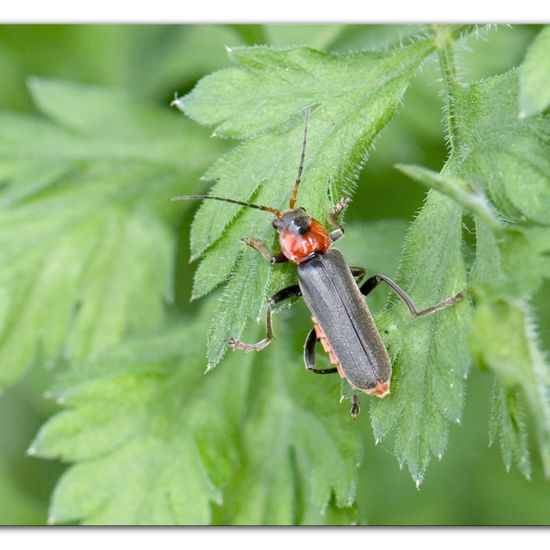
[0,24,549,525]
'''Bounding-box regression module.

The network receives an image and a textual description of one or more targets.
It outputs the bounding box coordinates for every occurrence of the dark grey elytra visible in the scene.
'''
[173,109,464,418]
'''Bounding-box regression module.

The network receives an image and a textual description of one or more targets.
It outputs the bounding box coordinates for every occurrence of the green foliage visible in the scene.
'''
[0,79,222,389]
[1,24,550,526]
[218,328,362,525]
[175,36,435,368]
[400,33,550,479]
[0,25,248,110]
[451,71,550,479]
[488,382,531,479]
[469,221,550,478]
[32,221,400,525]
[370,191,471,485]
[471,298,549,477]
[31,315,252,524]
[450,70,550,226]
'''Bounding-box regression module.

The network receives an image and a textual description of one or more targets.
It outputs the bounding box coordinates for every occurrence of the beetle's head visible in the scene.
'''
[275,208,332,264]
[272,208,312,235]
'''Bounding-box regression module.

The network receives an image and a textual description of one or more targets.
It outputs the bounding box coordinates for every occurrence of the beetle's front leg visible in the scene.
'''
[328,197,352,242]
[242,237,288,264]
[228,285,302,352]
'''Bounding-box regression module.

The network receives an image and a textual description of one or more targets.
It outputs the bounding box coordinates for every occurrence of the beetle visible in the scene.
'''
[173,110,464,418]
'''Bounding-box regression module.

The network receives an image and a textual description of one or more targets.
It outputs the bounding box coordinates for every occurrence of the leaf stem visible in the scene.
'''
[433,25,464,154]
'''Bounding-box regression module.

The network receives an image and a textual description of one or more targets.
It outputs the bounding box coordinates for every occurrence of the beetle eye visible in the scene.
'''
[299,207,307,213]
[293,216,311,235]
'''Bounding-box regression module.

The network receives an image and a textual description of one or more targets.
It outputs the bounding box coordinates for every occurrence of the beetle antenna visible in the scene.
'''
[289,108,310,210]
[171,194,281,216]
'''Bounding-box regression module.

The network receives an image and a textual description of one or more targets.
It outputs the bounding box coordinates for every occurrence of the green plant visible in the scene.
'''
[1,24,549,525]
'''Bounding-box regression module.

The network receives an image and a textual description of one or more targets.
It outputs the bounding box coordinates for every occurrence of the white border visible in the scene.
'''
[0,0,549,23]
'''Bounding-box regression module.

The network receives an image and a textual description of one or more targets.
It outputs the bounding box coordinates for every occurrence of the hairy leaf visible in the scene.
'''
[370,191,471,485]
[450,65,550,477]
[451,69,550,225]
[471,298,550,477]
[470,222,550,301]
[173,37,436,368]
[33,218,406,526]
[470,219,550,478]
[31,316,252,525]
[0,79,223,389]
[220,325,362,525]
[390,44,550,480]
[488,382,531,479]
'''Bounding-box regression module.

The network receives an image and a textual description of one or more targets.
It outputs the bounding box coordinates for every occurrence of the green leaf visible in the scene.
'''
[471,299,550,477]
[488,380,531,479]
[219,327,362,525]
[425,33,550,480]
[442,59,550,477]
[33,217,406,526]
[451,69,550,225]
[443,53,550,477]
[519,26,550,118]
[174,37,436,368]
[470,222,550,301]
[24,78,214,172]
[31,317,252,525]
[469,217,550,478]
[0,79,223,389]
[370,191,471,485]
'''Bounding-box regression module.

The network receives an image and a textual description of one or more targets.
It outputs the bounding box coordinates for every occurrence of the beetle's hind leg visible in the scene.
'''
[360,274,464,317]
[303,328,338,374]
[350,395,360,420]
[304,329,360,419]
[228,285,301,352]
[349,266,366,281]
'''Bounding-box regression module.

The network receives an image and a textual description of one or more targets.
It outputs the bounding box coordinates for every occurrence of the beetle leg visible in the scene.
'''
[242,237,288,264]
[360,274,464,318]
[304,327,359,417]
[349,266,366,281]
[327,197,351,242]
[228,285,301,351]
[329,228,344,242]
[350,395,361,420]
[303,328,338,374]
[327,197,352,229]
[328,197,352,242]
